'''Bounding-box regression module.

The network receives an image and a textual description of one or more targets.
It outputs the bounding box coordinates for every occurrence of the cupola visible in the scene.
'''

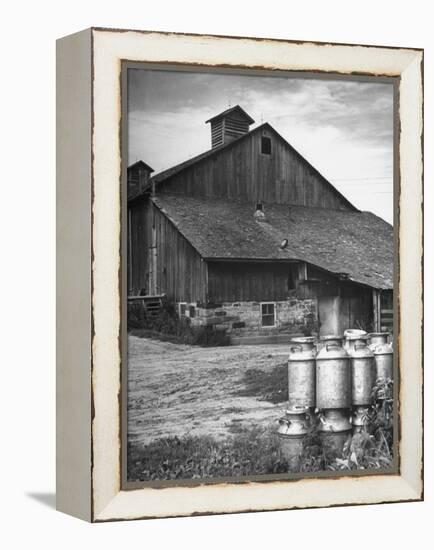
[206,105,255,149]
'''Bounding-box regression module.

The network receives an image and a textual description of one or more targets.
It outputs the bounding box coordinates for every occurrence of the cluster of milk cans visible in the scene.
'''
[277,330,394,466]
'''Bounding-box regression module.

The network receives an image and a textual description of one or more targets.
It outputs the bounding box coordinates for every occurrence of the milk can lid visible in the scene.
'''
[290,336,316,344]
[320,334,343,341]
[344,329,367,338]
[346,333,368,341]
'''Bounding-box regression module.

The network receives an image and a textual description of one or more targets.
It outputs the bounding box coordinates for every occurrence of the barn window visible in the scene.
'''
[178,303,187,317]
[261,302,276,327]
[261,136,272,155]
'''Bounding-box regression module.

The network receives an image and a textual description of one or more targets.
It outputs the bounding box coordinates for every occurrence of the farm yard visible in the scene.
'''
[127,334,293,482]
[128,335,288,444]
[127,335,393,482]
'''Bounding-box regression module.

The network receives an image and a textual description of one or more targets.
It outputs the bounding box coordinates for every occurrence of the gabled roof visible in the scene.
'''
[152,194,393,290]
[128,160,154,173]
[205,105,255,125]
[150,123,356,211]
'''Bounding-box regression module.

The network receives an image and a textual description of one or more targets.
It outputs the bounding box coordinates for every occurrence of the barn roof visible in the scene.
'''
[149,123,356,211]
[152,194,394,290]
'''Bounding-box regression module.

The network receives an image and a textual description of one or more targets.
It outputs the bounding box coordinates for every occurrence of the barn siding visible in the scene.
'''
[306,264,374,333]
[129,198,207,302]
[157,128,350,210]
[207,261,303,302]
[129,197,149,294]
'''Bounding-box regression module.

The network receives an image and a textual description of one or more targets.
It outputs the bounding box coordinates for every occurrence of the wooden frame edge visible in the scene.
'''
[87,29,423,522]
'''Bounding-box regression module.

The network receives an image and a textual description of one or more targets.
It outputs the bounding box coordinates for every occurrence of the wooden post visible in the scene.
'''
[299,262,308,282]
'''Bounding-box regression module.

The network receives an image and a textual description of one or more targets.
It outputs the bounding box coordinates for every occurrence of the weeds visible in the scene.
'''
[128,427,282,482]
[301,378,394,472]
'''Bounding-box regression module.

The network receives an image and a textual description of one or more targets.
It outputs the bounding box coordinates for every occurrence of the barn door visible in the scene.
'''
[318,296,340,336]
[148,224,157,295]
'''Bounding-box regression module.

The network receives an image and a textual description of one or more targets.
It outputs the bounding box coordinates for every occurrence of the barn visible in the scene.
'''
[127,105,393,342]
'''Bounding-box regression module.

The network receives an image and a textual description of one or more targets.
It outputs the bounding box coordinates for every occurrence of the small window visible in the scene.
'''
[261,136,272,155]
[178,302,187,317]
[261,302,276,327]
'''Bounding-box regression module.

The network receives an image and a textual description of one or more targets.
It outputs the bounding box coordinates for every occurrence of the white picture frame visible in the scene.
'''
[56,27,423,522]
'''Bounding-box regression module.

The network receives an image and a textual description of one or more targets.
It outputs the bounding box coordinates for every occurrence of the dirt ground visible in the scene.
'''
[127,335,290,446]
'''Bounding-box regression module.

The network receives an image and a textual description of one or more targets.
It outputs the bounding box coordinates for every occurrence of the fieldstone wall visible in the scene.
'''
[178,299,318,337]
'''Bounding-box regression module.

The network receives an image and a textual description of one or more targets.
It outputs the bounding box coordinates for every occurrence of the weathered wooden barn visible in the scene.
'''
[128,105,393,341]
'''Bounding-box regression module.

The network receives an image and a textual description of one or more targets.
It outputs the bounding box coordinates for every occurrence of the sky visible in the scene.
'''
[128,69,394,224]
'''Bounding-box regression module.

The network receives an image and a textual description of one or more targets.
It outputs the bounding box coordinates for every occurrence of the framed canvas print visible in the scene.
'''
[56,28,423,522]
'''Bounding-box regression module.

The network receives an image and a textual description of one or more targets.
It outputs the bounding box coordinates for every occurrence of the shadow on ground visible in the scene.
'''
[26,492,56,510]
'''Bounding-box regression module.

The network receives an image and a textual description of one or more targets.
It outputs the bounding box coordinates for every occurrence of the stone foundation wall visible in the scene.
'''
[177,299,318,337]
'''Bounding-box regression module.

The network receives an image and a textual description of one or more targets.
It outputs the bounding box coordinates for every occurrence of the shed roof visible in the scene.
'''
[152,194,394,289]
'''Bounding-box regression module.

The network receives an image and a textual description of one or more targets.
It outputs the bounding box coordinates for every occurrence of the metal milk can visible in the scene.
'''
[371,344,393,381]
[316,336,351,410]
[318,409,352,455]
[277,406,312,469]
[344,329,367,351]
[288,337,316,409]
[347,337,375,406]
[368,333,393,381]
[368,332,389,349]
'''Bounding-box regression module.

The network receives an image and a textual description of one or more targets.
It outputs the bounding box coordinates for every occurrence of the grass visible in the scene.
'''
[129,328,187,345]
[234,364,288,403]
[128,422,393,482]
[128,427,283,482]
[128,379,394,482]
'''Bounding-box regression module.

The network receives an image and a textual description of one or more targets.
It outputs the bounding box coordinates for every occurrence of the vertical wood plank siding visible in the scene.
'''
[208,262,297,302]
[129,198,207,302]
[158,128,350,210]
[380,289,394,330]
[338,284,373,331]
